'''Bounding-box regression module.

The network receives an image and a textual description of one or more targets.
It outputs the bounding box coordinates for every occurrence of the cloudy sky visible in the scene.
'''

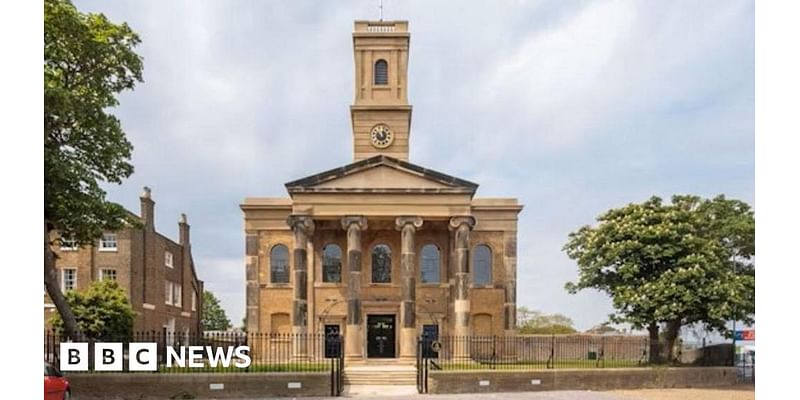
[74,0,754,331]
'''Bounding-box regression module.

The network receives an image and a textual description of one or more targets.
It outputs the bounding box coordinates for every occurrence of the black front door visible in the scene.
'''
[367,315,396,358]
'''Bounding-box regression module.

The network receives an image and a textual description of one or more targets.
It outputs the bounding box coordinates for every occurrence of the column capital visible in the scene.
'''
[341,215,368,231]
[395,216,423,231]
[287,215,315,236]
[448,216,476,231]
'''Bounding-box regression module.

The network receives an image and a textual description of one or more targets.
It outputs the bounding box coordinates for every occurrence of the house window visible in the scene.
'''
[61,268,77,292]
[374,59,388,85]
[165,251,174,268]
[322,244,342,283]
[371,244,392,283]
[99,268,117,281]
[473,244,492,286]
[165,281,173,305]
[59,237,77,251]
[173,284,182,307]
[192,291,197,311]
[270,245,290,284]
[99,233,117,251]
[420,244,441,284]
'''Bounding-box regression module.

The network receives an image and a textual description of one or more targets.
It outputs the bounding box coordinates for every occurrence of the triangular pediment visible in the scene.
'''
[285,155,478,196]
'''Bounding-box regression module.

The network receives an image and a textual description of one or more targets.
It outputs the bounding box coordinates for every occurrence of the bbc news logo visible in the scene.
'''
[59,343,252,371]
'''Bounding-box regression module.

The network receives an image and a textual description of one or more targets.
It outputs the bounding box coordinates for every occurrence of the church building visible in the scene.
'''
[241,20,522,361]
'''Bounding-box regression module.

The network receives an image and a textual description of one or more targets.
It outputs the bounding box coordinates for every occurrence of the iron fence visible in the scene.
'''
[419,334,650,371]
[44,331,342,374]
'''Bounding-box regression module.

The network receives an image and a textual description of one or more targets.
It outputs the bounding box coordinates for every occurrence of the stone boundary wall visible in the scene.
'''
[67,372,330,399]
[429,367,736,394]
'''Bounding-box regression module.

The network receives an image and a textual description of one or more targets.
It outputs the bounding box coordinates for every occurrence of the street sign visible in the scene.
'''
[734,330,755,341]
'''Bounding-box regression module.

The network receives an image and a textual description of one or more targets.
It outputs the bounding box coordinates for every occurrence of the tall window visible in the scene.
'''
[322,244,342,283]
[173,284,182,307]
[192,291,197,311]
[99,233,117,251]
[164,280,173,305]
[374,59,388,85]
[61,268,77,292]
[371,244,392,283]
[473,245,492,285]
[420,244,441,284]
[165,251,174,268]
[99,268,117,281]
[270,244,290,284]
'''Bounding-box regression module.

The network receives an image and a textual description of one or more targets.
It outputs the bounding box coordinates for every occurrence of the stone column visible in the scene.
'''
[396,216,423,360]
[287,215,314,358]
[449,216,475,358]
[342,216,367,360]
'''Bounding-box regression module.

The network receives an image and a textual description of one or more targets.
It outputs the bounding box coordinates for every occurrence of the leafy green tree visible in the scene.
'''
[564,195,755,363]
[202,291,232,331]
[51,280,135,341]
[44,0,143,340]
[517,306,577,334]
[585,322,623,335]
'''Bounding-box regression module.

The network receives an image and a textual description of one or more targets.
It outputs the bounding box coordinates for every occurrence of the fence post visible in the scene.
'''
[492,335,496,370]
[702,337,707,366]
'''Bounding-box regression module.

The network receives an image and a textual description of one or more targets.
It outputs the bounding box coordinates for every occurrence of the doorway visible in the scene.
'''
[366,315,396,358]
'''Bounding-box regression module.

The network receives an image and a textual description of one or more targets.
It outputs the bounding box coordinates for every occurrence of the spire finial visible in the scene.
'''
[379,0,384,21]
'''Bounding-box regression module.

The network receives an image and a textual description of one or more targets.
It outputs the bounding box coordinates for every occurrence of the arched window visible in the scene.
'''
[270,245,290,284]
[374,59,388,85]
[322,244,342,283]
[371,244,392,283]
[473,245,492,286]
[420,244,440,284]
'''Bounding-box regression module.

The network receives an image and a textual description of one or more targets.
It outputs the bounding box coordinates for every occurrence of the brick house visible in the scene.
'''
[44,187,203,335]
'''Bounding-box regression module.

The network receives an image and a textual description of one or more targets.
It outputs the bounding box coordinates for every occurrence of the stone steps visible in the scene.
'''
[344,365,417,386]
[342,385,419,397]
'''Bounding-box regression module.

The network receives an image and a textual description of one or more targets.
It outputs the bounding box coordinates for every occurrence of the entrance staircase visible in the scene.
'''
[343,362,417,386]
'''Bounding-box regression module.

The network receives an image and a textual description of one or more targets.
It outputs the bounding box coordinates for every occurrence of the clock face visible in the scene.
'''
[370,124,394,149]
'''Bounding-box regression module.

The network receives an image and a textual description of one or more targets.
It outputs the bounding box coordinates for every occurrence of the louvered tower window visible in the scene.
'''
[374,59,388,85]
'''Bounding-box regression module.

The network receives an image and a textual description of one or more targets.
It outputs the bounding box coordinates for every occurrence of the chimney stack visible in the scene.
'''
[179,213,190,246]
[140,186,155,230]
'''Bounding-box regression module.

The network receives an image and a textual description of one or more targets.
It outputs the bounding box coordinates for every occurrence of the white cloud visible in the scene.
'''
[77,0,753,331]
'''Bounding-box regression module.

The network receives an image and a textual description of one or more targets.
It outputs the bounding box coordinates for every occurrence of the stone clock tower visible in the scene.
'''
[351,20,412,161]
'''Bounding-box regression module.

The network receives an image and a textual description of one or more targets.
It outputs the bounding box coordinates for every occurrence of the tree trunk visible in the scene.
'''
[647,322,662,364]
[662,319,682,363]
[44,221,82,341]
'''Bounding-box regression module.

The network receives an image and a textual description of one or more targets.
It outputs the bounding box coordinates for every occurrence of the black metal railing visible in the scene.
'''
[418,334,650,373]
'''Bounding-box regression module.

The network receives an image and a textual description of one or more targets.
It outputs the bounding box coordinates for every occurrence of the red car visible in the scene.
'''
[44,362,70,400]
